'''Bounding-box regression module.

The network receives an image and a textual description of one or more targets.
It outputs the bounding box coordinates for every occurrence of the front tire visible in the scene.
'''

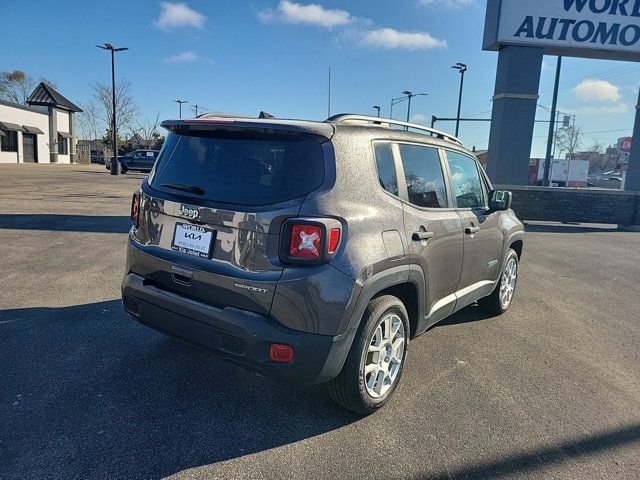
[327,295,409,415]
[479,249,519,315]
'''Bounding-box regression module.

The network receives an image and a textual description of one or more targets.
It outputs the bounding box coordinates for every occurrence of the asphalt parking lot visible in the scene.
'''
[1,164,639,480]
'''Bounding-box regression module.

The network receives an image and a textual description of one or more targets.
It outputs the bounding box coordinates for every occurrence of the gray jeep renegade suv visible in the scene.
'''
[121,113,524,414]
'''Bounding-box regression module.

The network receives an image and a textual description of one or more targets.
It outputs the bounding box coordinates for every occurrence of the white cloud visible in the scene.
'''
[155,2,206,30]
[578,103,628,115]
[164,51,200,63]
[259,0,351,28]
[574,79,621,103]
[411,113,428,124]
[418,0,475,8]
[361,28,447,50]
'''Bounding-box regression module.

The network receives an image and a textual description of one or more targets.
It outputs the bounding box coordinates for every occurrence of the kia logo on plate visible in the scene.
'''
[184,232,202,240]
[179,205,199,220]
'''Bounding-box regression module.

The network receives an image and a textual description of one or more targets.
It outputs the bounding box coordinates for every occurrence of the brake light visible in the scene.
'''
[131,193,140,226]
[328,228,340,254]
[289,224,322,259]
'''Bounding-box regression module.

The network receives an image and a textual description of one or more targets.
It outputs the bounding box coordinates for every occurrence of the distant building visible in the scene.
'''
[0,82,82,164]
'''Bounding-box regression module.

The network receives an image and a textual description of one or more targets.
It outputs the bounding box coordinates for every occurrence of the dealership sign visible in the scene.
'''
[484,0,640,61]
[618,137,633,153]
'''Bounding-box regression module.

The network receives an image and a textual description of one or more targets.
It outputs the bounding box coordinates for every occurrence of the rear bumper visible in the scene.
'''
[121,273,352,385]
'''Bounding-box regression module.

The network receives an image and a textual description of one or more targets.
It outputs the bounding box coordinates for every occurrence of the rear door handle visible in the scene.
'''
[412,231,434,241]
[465,226,480,235]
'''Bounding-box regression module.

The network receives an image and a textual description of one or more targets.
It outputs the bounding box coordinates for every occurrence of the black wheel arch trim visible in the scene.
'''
[317,264,425,382]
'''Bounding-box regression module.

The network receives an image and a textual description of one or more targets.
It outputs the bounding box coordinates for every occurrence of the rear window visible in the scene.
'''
[150,131,325,206]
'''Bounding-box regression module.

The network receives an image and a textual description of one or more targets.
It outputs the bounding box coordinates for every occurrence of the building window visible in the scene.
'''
[58,134,68,155]
[1,130,18,152]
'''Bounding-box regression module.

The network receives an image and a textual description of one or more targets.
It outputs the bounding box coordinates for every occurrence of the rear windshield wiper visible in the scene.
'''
[161,182,205,196]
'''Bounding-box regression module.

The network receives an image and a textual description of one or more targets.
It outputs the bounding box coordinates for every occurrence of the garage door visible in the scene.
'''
[22,133,37,163]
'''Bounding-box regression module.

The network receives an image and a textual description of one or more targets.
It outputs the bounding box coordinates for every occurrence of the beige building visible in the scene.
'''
[0,83,82,164]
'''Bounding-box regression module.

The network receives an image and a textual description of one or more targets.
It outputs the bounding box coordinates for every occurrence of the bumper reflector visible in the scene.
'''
[269,343,295,363]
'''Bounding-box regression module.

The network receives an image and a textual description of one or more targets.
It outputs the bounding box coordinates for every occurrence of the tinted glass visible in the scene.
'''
[374,143,398,196]
[151,132,324,206]
[399,144,447,208]
[446,151,486,209]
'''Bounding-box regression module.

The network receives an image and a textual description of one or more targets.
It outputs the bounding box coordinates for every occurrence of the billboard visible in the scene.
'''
[484,0,640,62]
[618,137,633,154]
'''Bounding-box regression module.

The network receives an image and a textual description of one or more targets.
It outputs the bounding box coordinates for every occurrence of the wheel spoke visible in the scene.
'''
[391,318,401,337]
[391,338,404,362]
[382,317,391,341]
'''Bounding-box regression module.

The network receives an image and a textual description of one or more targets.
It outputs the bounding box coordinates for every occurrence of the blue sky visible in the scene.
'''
[2,0,638,156]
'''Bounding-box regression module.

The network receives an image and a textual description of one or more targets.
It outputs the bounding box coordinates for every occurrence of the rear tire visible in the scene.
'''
[327,295,409,415]
[479,249,519,315]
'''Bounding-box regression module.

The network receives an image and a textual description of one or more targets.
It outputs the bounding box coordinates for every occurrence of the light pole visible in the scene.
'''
[402,91,428,130]
[390,96,407,119]
[451,63,467,137]
[97,43,128,176]
[173,100,187,119]
[373,105,381,117]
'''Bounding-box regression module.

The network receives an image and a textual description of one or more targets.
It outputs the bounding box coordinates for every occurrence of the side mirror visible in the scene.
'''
[489,190,512,211]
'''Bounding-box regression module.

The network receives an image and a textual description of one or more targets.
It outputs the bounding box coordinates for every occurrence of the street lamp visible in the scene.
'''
[402,91,428,130]
[390,96,407,119]
[451,63,468,137]
[97,43,129,175]
[173,99,188,119]
[373,105,381,117]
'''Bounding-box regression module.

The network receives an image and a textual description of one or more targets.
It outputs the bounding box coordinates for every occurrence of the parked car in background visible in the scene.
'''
[121,114,524,414]
[106,150,159,173]
[91,152,105,164]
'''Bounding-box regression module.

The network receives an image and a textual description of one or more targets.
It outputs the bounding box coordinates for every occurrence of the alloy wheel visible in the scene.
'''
[363,313,406,399]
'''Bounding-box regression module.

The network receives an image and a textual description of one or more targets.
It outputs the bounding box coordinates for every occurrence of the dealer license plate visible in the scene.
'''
[171,223,215,258]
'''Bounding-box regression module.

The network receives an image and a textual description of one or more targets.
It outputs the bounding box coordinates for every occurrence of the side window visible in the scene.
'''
[1,131,18,152]
[374,142,398,196]
[398,144,448,208]
[446,151,487,209]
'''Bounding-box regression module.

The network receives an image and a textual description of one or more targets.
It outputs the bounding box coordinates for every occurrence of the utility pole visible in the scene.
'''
[173,99,187,119]
[544,56,562,187]
[452,63,467,137]
[192,104,200,117]
[97,43,129,176]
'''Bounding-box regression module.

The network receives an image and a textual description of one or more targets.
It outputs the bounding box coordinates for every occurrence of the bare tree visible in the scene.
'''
[90,80,139,136]
[555,125,582,160]
[129,113,162,149]
[77,101,102,141]
[584,141,617,174]
[0,70,56,104]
